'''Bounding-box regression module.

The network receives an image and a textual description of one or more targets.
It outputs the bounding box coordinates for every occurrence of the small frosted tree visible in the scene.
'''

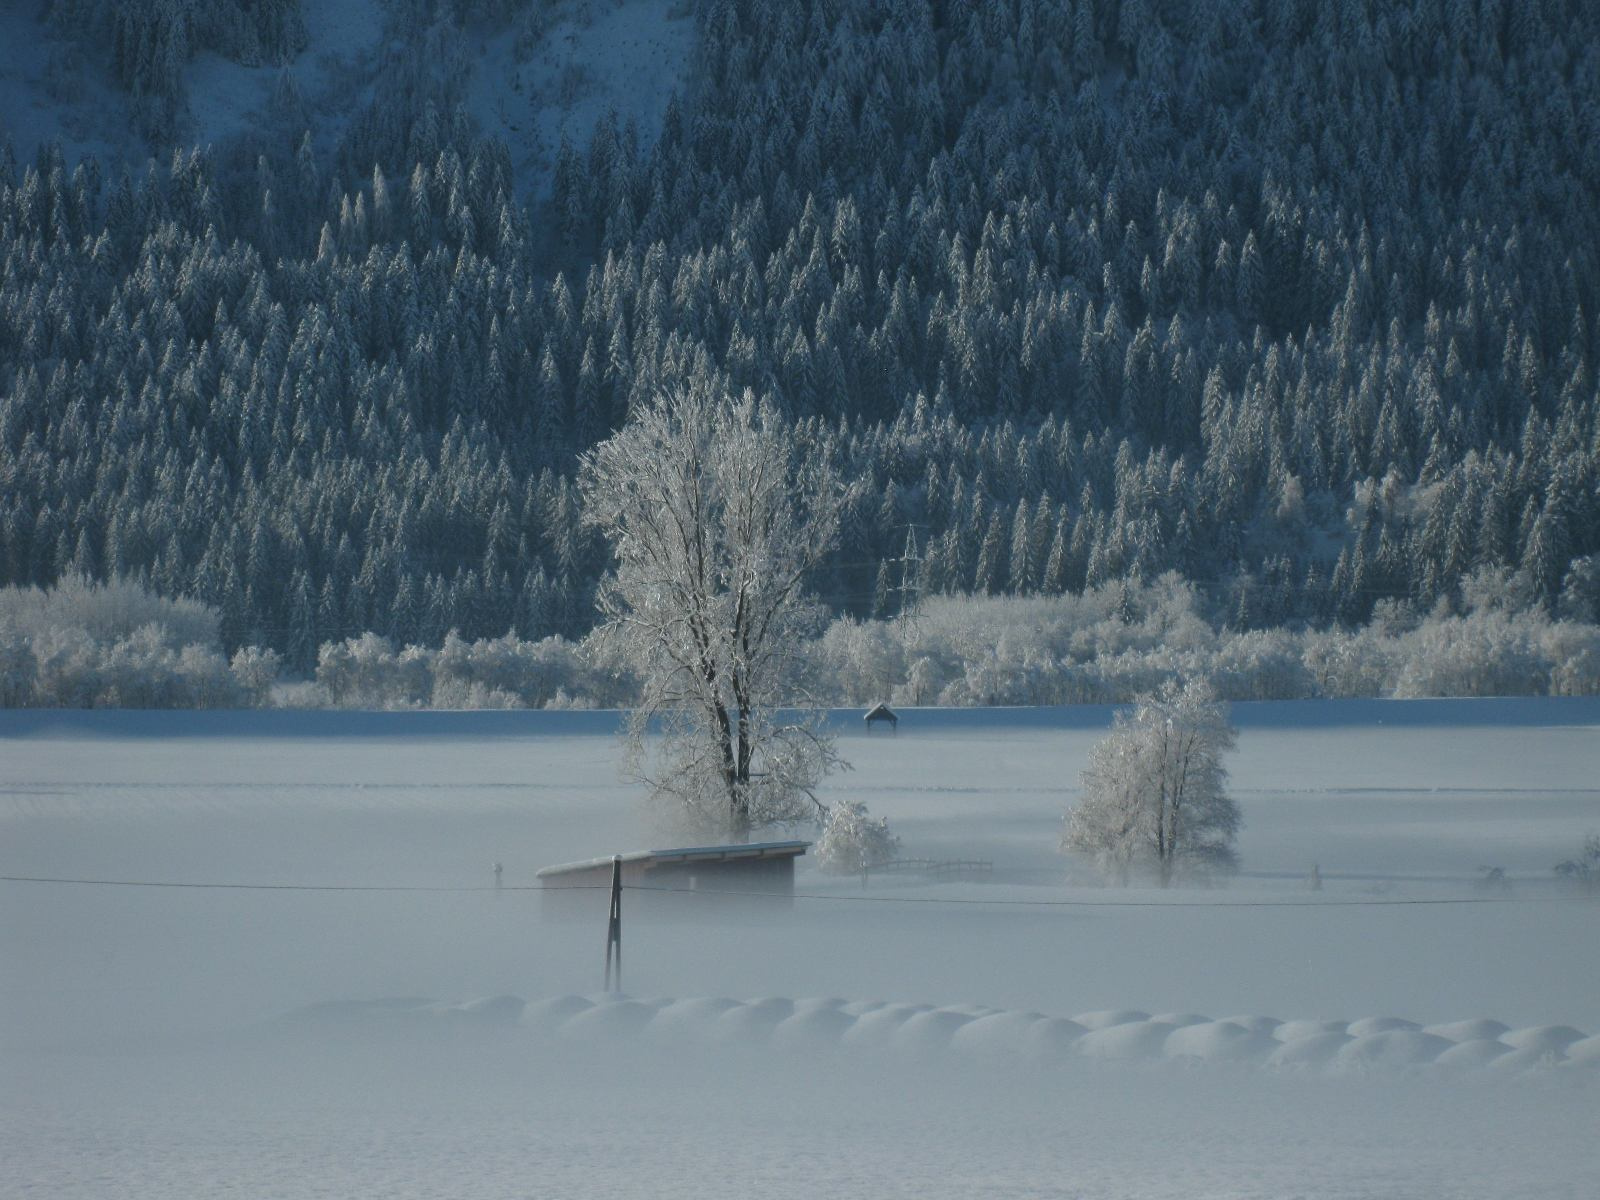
[229,646,281,704]
[1555,833,1600,895]
[1063,678,1240,886]
[814,801,900,875]
[580,381,849,840]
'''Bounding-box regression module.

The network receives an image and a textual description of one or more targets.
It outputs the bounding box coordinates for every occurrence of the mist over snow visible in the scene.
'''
[3,701,1597,1198]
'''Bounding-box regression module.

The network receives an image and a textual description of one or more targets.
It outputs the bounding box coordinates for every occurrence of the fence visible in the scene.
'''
[860,858,994,885]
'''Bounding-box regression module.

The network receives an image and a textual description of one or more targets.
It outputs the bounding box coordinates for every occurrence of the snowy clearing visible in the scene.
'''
[3,700,1597,1198]
[181,0,388,157]
[2,0,692,198]
[463,0,695,200]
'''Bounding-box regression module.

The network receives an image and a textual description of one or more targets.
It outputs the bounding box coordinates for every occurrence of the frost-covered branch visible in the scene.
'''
[579,381,849,839]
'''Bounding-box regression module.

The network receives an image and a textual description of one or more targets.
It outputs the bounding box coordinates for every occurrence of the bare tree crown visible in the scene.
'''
[1063,677,1241,885]
[579,383,848,839]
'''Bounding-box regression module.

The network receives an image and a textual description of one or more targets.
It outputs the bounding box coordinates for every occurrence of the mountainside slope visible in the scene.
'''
[1,0,692,200]
[1,0,1597,667]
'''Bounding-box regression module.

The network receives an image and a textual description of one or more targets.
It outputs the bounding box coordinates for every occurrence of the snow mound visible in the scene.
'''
[840,1003,932,1048]
[1563,1035,1600,1066]
[839,999,889,1018]
[1267,1032,1354,1067]
[1433,1039,1514,1070]
[1076,1020,1175,1060]
[1072,1009,1150,1031]
[1423,1018,1510,1042]
[771,1003,855,1049]
[1024,1017,1090,1058]
[647,996,741,1043]
[1489,1045,1571,1073]
[950,1011,1051,1062]
[1346,1016,1422,1037]
[713,997,793,1043]
[1149,1012,1212,1029]
[1217,1015,1284,1036]
[1163,1021,1280,1063]
[1500,1025,1587,1055]
[559,997,661,1039]
[276,994,1592,1075]
[1274,1019,1349,1042]
[1333,1030,1455,1069]
[890,1009,977,1053]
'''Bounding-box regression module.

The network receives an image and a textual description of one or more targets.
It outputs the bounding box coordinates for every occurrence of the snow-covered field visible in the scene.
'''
[3,700,1598,1198]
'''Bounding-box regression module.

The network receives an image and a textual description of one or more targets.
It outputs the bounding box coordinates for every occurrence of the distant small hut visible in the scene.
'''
[864,702,898,732]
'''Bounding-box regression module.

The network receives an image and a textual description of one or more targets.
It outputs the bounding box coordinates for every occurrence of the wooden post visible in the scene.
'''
[604,855,622,993]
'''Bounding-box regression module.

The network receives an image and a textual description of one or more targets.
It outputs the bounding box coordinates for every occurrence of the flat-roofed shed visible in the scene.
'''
[536,841,809,914]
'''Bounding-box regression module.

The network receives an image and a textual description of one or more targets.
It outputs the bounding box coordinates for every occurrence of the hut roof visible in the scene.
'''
[535,840,809,879]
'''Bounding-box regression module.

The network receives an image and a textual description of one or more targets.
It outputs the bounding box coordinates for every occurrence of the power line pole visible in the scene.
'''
[893,524,922,619]
[603,855,622,993]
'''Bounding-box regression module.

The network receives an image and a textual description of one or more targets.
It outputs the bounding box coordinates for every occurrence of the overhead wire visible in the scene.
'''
[1,874,1582,908]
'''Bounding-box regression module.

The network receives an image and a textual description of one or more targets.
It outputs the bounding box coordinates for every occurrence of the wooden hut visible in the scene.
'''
[864,702,898,731]
[537,841,809,915]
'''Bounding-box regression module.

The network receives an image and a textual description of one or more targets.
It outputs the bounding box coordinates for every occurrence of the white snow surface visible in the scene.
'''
[3,698,1598,1198]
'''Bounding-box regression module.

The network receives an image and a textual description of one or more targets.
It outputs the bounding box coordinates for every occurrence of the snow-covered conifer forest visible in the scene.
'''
[3,0,1599,704]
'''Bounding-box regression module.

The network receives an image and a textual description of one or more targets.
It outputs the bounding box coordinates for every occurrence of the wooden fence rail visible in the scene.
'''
[860,858,994,885]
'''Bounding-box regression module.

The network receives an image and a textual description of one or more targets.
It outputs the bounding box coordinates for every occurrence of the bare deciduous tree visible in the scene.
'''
[1063,677,1240,885]
[579,383,848,840]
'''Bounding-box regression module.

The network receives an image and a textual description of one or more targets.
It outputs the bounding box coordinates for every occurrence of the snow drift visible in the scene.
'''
[274,992,1598,1076]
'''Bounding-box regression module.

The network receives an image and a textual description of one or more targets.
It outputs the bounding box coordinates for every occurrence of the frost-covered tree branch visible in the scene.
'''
[579,382,850,839]
[814,800,899,875]
[1063,677,1240,886]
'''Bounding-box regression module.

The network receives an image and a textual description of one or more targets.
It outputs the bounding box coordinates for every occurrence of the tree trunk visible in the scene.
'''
[710,696,748,842]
